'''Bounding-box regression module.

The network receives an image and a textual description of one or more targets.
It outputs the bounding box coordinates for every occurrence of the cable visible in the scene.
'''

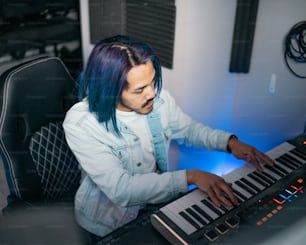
[284,21,306,79]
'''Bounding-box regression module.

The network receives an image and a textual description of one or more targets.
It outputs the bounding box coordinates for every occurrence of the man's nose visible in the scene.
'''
[146,83,155,99]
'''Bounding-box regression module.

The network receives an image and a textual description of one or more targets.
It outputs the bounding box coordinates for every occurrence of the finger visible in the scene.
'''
[218,182,238,206]
[211,182,237,207]
[206,187,221,208]
[212,188,232,207]
[249,154,263,171]
[240,150,263,171]
[256,151,274,166]
[225,183,238,205]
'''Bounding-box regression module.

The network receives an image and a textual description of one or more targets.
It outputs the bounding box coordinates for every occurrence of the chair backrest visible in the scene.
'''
[0,56,80,203]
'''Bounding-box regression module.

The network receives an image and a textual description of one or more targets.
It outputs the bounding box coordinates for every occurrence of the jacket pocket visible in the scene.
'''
[111,145,129,166]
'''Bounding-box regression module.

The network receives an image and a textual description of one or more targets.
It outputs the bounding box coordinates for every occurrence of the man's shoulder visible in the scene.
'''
[64,100,96,125]
[66,100,89,115]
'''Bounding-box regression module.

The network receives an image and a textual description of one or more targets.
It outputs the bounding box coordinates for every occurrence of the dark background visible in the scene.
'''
[0,0,83,78]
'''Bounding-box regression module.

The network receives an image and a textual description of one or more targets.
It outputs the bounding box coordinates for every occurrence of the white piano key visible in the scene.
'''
[189,189,227,214]
[184,190,219,219]
[286,152,305,165]
[274,160,294,173]
[231,183,252,199]
[252,171,275,185]
[179,210,202,229]
[234,163,256,176]
[162,190,209,231]
[276,156,298,170]
[223,163,255,183]
[191,204,213,224]
[266,142,295,159]
[202,198,225,215]
[223,169,244,183]
[185,189,208,203]
[235,179,257,195]
[247,172,271,188]
[160,203,197,235]
[243,175,266,191]
[185,207,208,226]
[180,192,218,221]
[189,190,219,208]
[261,166,282,180]
[196,201,219,220]
[289,149,306,162]
[175,196,205,228]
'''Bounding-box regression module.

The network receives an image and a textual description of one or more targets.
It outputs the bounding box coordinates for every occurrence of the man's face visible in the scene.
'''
[117,60,156,114]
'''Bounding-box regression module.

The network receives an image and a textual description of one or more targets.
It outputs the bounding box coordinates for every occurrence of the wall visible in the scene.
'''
[79,0,306,174]
[231,0,306,149]
[164,0,237,128]
[163,0,306,148]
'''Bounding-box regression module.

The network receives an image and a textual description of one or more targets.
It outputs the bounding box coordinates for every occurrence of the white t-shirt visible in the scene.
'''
[116,110,156,171]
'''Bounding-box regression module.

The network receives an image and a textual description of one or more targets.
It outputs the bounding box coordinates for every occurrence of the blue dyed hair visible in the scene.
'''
[78,35,162,135]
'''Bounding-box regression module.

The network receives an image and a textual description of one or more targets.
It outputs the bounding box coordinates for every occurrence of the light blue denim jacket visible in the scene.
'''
[63,89,232,237]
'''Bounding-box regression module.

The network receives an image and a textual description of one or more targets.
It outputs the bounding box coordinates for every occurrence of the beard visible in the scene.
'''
[118,97,155,115]
[142,98,154,108]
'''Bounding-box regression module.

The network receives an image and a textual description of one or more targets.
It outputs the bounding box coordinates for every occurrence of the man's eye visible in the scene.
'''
[134,89,143,94]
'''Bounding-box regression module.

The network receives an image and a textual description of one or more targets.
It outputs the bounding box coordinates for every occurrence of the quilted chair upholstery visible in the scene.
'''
[29,121,80,201]
[0,56,89,244]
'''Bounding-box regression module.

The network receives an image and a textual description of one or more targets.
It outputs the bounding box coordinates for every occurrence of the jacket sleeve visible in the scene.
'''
[160,90,232,151]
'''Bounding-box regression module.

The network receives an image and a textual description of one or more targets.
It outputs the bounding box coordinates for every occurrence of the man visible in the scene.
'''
[63,35,273,239]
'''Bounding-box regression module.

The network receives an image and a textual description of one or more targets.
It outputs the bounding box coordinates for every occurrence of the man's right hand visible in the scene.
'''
[186,170,238,207]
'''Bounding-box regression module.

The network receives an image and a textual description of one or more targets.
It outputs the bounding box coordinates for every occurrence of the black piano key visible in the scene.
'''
[179,211,201,230]
[235,180,257,196]
[219,204,230,212]
[207,196,229,212]
[186,207,207,226]
[248,176,265,190]
[252,171,275,185]
[192,204,214,222]
[256,171,277,183]
[263,165,285,177]
[278,159,296,172]
[202,199,223,216]
[283,153,303,166]
[273,162,290,175]
[276,156,298,170]
[232,183,253,199]
[248,172,270,188]
[240,177,261,192]
[290,148,306,161]
[262,168,283,180]
[232,189,247,203]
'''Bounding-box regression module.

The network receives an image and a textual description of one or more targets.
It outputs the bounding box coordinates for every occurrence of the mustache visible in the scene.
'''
[142,97,154,108]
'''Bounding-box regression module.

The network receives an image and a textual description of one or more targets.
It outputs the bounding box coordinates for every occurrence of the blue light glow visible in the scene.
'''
[177,145,245,176]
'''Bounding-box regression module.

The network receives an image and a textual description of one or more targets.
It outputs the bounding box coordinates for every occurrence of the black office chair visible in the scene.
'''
[0,56,89,244]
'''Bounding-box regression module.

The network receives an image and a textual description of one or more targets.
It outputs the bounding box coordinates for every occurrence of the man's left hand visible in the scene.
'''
[227,137,274,171]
